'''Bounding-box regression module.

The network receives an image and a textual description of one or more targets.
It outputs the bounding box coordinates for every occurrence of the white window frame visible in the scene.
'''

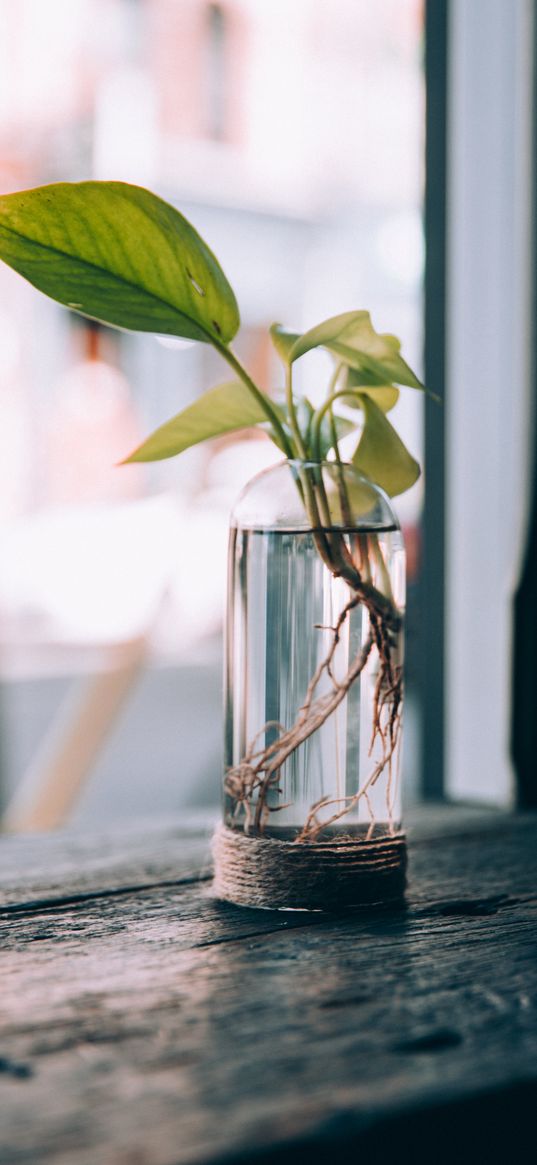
[445,0,534,804]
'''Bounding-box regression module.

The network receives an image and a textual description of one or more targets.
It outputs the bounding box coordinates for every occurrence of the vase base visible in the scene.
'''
[211,823,407,912]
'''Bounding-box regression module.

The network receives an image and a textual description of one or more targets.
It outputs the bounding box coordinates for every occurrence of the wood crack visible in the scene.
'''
[0,871,209,920]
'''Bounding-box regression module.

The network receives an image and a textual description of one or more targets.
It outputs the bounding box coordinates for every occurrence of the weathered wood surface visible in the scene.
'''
[0,804,501,910]
[0,814,215,909]
[1,809,536,1165]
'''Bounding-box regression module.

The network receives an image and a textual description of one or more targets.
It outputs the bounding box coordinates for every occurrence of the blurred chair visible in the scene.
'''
[0,494,178,832]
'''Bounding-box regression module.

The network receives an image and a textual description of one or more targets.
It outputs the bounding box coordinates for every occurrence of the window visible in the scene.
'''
[434,0,534,806]
[0,0,425,828]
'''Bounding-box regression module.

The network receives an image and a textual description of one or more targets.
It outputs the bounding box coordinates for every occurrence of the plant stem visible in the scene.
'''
[214,339,295,459]
[214,339,334,562]
[327,360,343,401]
[279,363,339,554]
[285,363,308,459]
[311,387,357,463]
[368,531,394,603]
[331,407,354,529]
[325,364,354,529]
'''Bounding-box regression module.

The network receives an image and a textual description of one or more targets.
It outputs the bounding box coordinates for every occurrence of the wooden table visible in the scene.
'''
[1,808,536,1165]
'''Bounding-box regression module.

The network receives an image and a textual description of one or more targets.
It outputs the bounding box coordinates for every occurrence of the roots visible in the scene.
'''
[225,568,403,841]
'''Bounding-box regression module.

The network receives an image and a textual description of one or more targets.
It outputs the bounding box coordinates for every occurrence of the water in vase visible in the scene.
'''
[224,524,405,840]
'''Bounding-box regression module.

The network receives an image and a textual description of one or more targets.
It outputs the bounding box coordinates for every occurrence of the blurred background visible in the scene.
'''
[0,0,533,830]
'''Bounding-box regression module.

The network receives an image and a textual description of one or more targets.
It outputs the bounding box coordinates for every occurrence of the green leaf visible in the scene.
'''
[123,380,270,463]
[352,393,420,497]
[291,395,356,459]
[289,311,423,389]
[0,181,240,343]
[289,311,360,362]
[340,367,400,413]
[259,421,293,455]
[324,473,381,523]
[316,413,356,460]
[295,395,315,442]
[342,384,400,412]
[270,322,301,363]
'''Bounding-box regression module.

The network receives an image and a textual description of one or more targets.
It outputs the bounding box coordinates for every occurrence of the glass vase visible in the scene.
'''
[213,460,407,910]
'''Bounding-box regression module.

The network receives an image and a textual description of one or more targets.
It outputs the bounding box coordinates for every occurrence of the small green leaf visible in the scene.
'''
[295,396,315,442]
[289,310,422,389]
[270,322,301,363]
[316,413,356,460]
[291,395,356,460]
[323,471,381,523]
[340,367,400,413]
[352,393,420,497]
[289,311,360,362]
[123,381,271,463]
[0,181,240,343]
[341,384,400,412]
[259,422,293,455]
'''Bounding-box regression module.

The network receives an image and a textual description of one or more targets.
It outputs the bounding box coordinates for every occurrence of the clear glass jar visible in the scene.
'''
[223,460,405,845]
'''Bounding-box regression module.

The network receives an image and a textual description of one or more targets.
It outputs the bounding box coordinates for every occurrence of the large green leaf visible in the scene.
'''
[123,381,270,463]
[352,393,420,497]
[0,182,240,343]
[289,311,423,389]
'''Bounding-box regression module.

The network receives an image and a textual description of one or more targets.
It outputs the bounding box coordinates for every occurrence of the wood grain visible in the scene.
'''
[1,810,536,1165]
[0,815,215,910]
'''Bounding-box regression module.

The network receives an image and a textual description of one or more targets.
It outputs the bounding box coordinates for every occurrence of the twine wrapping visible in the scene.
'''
[211,823,407,911]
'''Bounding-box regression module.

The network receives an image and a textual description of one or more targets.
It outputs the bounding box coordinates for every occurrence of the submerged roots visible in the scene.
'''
[225,581,403,842]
